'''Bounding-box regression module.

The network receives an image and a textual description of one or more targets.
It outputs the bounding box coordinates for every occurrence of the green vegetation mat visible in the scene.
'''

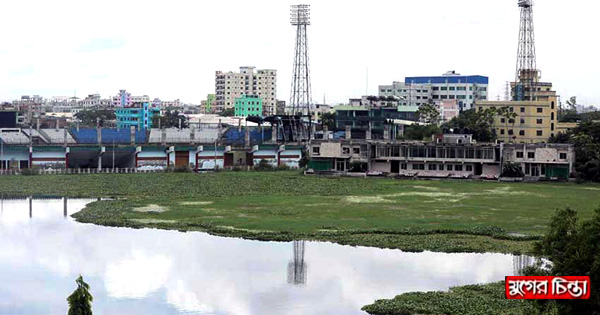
[1,171,599,254]
[362,281,535,315]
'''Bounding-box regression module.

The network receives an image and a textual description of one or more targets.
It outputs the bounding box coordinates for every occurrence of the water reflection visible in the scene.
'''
[288,240,307,285]
[0,198,528,315]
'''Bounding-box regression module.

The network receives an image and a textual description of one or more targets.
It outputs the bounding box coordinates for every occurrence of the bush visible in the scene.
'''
[349,161,367,173]
[254,159,274,171]
[501,162,524,177]
[20,168,38,176]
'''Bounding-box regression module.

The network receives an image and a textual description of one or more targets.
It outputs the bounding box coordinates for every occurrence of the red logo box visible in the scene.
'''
[506,276,590,300]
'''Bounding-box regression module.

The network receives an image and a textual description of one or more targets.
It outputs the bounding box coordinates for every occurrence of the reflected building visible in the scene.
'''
[287,240,308,285]
[513,254,535,275]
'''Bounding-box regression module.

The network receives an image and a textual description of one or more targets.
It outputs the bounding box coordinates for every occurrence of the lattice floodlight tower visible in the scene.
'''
[289,4,312,116]
[514,0,539,101]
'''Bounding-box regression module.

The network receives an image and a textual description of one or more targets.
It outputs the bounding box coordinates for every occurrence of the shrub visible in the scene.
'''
[501,162,524,177]
[254,159,274,171]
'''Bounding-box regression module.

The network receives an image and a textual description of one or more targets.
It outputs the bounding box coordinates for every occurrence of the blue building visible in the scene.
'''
[379,71,489,110]
[115,102,160,130]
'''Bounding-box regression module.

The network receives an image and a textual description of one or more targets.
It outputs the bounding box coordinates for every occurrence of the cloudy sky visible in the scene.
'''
[0,0,598,106]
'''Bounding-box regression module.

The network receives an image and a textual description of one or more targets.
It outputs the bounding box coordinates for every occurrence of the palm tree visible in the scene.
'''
[67,275,93,315]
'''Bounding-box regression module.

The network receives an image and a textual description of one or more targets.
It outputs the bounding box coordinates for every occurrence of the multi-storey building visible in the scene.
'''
[115,102,160,130]
[308,134,575,180]
[112,90,132,108]
[112,90,150,108]
[476,70,561,143]
[80,94,112,108]
[379,71,489,110]
[234,95,262,117]
[215,66,277,116]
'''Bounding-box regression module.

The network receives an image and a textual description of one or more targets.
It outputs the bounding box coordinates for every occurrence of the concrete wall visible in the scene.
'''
[482,164,501,176]
[31,151,66,168]
[279,149,302,169]
[198,150,225,169]
[137,150,168,168]
[318,143,342,158]
[371,161,391,173]
[253,149,278,167]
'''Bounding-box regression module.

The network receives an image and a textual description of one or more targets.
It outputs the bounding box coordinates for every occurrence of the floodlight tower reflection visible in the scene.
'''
[287,240,308,285]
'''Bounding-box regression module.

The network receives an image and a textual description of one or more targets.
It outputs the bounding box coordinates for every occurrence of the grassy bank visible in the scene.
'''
[362,281,536,315]
[1,171,599,254]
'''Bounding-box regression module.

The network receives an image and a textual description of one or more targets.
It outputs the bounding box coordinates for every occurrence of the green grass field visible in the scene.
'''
[1,171,599,253]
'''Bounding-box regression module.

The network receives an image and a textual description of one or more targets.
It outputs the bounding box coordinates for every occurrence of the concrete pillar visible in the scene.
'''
[36,118,40,131]
[244,121,250,147]
[310,124,316,140]
[323,125,328,140]
[190,128,196,144]
[345,125,351,140]
[98,155,102,171]
[161,128,166,146]
[178,119,182,130]
[130,126,136,145]
[55,119,59,131]
[384,125,390,140]
[76,122,80,132]
[271,125,278,143]
[63,128,68,147]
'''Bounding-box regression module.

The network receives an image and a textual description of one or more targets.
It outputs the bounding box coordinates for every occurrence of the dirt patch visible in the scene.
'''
[180,201,215,206]
[132,204,168,213]
[345,196,394,204]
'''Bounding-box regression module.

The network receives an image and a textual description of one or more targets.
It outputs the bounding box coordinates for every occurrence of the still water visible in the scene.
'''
[0,198,530,315]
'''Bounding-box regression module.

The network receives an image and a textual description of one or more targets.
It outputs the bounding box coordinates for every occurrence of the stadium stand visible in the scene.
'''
[39,129,76,144]
[0,129,30,144]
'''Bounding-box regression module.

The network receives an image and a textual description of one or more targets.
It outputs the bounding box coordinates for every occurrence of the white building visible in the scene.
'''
[215,66,277,116]
[379,71,489,110]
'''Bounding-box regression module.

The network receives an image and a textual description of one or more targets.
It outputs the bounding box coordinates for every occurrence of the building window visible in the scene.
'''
[520,107,525,113]
[342,147,350,155]
[312,147,320,155]
[517,151,524,158]
[560,153,567,160]
[432,87,439,91]
[508,130,514,135]
[428,164,437,171]
[466,165,473,172]
[537,119,543,124]
[528,152,535,159]
[520,118,525,124]
[401,163,407,170]
[449,87,456,91]
[455,165,463,171]
[353,147,360,155]
[537,108,543,113]
[536,130,543,136]
[441,87,448,91]
[447,164,453,171]
[500,129,505,135]
[519,130,525,136]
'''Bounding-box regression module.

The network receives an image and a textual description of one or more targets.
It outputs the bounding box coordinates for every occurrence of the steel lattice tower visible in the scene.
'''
[289,4,312,116]
[514,0,537,101]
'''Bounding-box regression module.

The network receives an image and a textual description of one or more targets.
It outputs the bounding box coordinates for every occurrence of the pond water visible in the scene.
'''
[0,198,531,315]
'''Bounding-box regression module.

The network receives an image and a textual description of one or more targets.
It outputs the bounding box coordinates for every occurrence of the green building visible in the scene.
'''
[203,94,216,113]
[234,95,262,117]
[115,102,160,130]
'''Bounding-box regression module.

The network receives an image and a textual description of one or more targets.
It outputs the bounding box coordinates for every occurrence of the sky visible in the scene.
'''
[0,0,598,106]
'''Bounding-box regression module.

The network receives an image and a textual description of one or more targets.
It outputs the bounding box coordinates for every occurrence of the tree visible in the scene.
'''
[442,109,497,142]
[67,275,93,315]
[551,122,600,181]
[319,112,336,130]
[219,108,235,117]
[501,161,524,177]
[416,103,440,124]
[75,109,116,127]
[402,124,442,141]
[152,110,188,128]
[525,207,600,315]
